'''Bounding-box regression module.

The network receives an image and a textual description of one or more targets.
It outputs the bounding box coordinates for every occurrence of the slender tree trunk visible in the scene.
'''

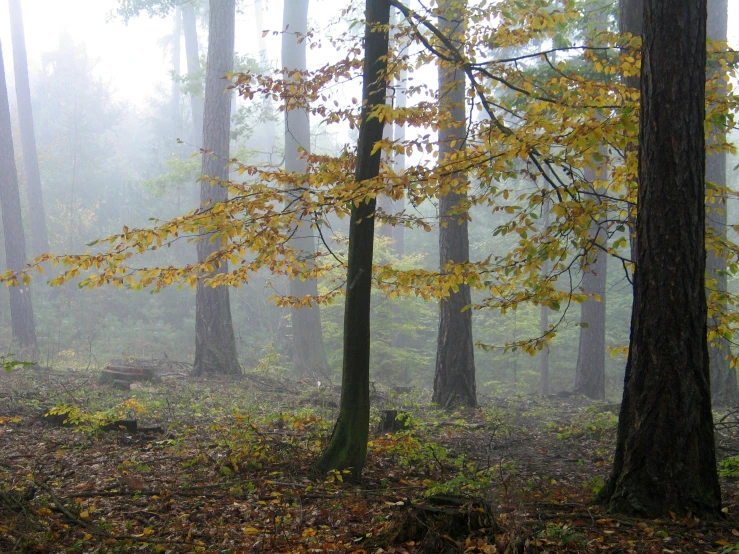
[540,194,550,396]
[317,0,390,478]
[706,0,737,406]
[193,0,240,376]
[432,0,476,410]
[282,0,329,379]
[8,0,49,258]
[0,40,37,355]
[620,0,642,267]
[573,166,607,400]
[600,0,721,516]
[182,2,204,146]
[171,7,182,137]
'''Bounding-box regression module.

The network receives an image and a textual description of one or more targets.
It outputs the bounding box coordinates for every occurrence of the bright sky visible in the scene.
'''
[1,1,738,109]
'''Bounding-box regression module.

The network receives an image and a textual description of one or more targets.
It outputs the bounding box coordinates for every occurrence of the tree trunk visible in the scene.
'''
[317,0,390,479]
[182,2,204,147]
[170,7,182,137]
[282,0,329,379]
[601,0,721,516]
[573,167,607,400]
[192,0,240,376]
[540,194,550,396]
[0,40,37,355]
[620,0,642,267]
[8,0,49,258]
[432,0,476,410]
[706,0,737,406]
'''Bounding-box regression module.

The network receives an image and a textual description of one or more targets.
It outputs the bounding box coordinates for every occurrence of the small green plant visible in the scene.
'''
[555,406,617,440]
[1,354,33,373]
[719,456,739,478]
[583,475,606,495]
[45,398,147,431]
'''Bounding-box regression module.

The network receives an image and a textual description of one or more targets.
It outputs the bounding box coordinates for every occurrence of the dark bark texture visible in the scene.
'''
[0,40,37,354]
[432,0,476,410]
[8,0,49,258]
[573,167,607,400]
[706,0,737,406]
[182,3,204,147]
[317,0,390,478]
[602,0,721,516]
[282,0,329,380]
[193,0,240,376]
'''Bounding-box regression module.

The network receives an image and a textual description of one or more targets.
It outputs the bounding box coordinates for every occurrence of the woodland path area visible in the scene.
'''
[2,366,739,553]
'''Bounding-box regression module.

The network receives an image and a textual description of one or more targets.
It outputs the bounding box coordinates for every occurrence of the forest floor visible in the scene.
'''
[2,366,739,553]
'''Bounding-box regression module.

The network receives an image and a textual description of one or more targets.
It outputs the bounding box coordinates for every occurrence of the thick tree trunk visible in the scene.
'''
[192,0,240,376]
[0,40,37,355]
[573,167,607,400]
[706,0,737,406]
[282,0,329,379]
[182,2,204,147]
[432,0,476,410]
[8,0,49,258]
[601,0,721,516]
[317,0,390,478]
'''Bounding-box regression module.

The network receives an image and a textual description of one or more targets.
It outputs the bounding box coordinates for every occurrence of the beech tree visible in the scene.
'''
[0,40,37,354]
[600,0,721,516]
[182,2,205,146]
[8,0,49,258]
[193,0,240,376]
[432,0,476,410]
[282,0,329,379]
[317,0,390,478]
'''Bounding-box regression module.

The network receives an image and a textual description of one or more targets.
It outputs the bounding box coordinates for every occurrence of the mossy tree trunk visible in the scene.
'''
[317,0,390,479]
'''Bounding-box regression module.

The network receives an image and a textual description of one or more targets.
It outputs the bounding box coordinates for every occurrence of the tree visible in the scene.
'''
[8,0,50,258]
[317,0,390,478]
[0,39,37,354]
[432,0,476,410]
[192,0,240,376]
[282,0,330,379]
[706,0,737,406]
[170,7,183,137]
[600,0,721,516]
[573,165,607,400]
[182,2,205,146]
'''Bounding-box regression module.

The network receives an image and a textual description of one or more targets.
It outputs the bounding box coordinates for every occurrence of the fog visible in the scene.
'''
[0,0,737,398]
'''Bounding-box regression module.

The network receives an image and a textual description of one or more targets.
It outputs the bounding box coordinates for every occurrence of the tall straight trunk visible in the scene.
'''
[706,0,737,406]
[573,166,607,400]
[0,40,37,355]
[192,0,240,376]
[282,0,329,379]
[317,0,390,478]
[540,194,550,396]
[620,0,642,266]
[182,2,204,146]
[601,0,720,516]
[432,0,476,409]
[8,0,49,257]
[171,7,182,137]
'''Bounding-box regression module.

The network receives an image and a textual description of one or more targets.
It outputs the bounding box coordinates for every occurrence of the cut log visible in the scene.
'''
[99,365,156,385]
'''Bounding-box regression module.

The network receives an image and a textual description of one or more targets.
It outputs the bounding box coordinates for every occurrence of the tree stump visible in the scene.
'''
[386,495,499,553]
[99,365,156,385]
[376,409,409,434]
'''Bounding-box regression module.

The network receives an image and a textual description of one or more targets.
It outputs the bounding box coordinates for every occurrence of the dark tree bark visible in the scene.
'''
[8,0,49,258]
[317,0,390,478]
[600,0,721,516]
[192,0,240,376]
[573,166,607,400]
[0,40,37,355]
[540,194,550,396]
[282,0,329,380]
[182,2,204,146]
[706,0,737,406]
[432,0,476,410]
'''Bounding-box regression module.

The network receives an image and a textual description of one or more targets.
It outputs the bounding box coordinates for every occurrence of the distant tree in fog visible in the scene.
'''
[0,40,37,355]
